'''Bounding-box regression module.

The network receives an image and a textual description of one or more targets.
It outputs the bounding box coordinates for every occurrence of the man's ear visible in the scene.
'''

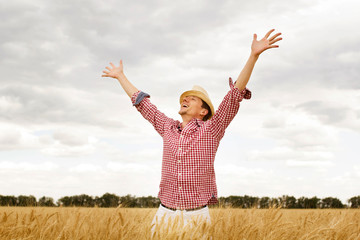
[200,108,208,117]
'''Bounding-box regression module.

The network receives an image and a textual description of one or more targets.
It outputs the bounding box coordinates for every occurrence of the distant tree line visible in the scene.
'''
[0,195,55,207]
[0,194,160,208]
[218,195,360,209]
[1,194,360,208]
[57,193,160,208]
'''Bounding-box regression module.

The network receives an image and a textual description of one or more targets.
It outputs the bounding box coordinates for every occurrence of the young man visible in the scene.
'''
[102,29,282,230]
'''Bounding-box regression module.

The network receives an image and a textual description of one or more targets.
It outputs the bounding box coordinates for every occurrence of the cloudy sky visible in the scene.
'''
[0,0,359,204]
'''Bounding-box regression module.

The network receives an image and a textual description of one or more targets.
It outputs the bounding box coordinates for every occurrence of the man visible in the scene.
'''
[102,29,282,231]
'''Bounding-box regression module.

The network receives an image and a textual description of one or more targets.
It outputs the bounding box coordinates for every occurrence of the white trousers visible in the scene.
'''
[151,204,211,234]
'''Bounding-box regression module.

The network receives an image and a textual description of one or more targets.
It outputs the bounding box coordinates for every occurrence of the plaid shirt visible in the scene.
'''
[131,78,251,210]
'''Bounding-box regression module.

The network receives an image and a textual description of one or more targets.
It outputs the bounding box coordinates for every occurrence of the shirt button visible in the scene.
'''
[178,160,181,163]
[178,147,182,151]
[179,186,182,190]
[178,173,182,176]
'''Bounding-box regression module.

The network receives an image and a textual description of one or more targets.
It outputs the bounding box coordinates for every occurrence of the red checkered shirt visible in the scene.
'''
[131,78,251,210]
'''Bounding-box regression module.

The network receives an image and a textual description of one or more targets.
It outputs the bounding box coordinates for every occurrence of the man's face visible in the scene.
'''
[179,95,207,119]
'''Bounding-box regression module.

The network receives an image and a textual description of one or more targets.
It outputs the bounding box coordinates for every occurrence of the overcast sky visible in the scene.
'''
[0,0,359,204]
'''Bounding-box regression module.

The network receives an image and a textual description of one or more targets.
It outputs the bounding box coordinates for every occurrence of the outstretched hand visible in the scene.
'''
[102,60,124,79]
[251,29,282,57]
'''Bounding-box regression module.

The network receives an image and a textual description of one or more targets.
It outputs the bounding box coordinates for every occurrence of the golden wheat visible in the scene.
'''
[0,206,359,240]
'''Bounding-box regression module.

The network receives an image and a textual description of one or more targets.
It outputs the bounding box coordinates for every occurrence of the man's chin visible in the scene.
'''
[178,110,186,115]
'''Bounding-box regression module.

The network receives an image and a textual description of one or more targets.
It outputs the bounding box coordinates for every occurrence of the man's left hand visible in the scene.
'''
[251,29,282,57]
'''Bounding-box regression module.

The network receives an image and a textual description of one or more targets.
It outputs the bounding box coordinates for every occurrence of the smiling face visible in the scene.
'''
[178,95,208,120]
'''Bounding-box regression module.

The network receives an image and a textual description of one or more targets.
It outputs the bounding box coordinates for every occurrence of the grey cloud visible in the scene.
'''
[0,130,21,149]
[297,100,349,125]
[285,129,335,151]
[262,117,286,129]
[253,9,360,92]
[0,0,321,92]
[256,47,360,93]
[0,85,123,128]
[286,159,334,168]
[42,0,237,67]
[53,131,89,147]
[262,120,338,152]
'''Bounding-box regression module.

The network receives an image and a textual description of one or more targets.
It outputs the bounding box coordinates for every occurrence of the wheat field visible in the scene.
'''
[0,206,359,239]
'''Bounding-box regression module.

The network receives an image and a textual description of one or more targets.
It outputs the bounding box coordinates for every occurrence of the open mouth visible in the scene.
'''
[182,104,189,108]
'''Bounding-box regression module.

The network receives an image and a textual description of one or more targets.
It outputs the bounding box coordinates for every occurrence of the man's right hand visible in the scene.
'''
[101,59,139,98]
[102,60,124,79]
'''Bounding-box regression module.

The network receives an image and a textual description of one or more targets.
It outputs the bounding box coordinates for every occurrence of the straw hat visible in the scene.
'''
[179,85,214,119]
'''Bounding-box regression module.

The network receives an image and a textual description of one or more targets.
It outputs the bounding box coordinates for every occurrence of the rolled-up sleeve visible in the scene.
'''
[209,77,251,141]
[232,84,252,101]
[131,91,174,137]
[132,91,150,106]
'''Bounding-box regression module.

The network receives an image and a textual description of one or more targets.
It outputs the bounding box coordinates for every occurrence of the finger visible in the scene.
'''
[263,45,279,51]
[105,66,111,71]
[101,74,109,77]
[264,29,275,39]
[103,70,109,74]
[120,59,123,66]
[268,45,279,49]
[269,32,281,42]
[270,37,283,45]
[253,33,257,41]
[110,62,115,68]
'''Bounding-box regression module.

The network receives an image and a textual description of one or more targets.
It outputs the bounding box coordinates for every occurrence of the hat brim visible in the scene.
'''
[179,90,214,119]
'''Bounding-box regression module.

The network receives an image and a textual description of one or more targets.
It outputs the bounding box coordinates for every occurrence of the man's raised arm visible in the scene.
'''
[102,60,138,98]
[235,29,282,91]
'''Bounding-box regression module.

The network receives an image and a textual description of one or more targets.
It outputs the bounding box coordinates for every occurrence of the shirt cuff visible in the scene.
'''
[131,91,150,106]
[229,77,252,101]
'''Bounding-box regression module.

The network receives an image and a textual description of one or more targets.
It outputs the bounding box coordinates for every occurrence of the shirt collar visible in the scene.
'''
[193,118,204,127]
[178,118,204,130]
